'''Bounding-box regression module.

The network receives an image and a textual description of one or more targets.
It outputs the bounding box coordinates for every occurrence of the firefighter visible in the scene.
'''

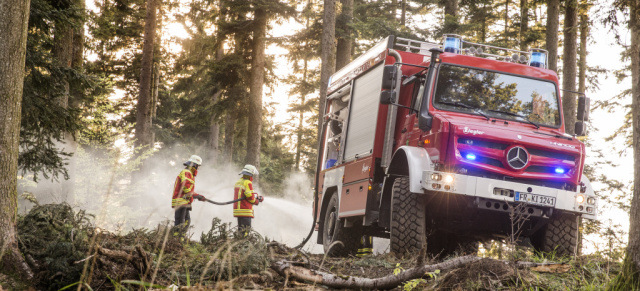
[357,235,373,257]
[233,164,264,235]
[172,155,206,238]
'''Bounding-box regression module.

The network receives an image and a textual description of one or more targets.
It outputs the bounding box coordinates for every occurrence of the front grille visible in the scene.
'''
[458,137,507,150]
[525,165,557,174]
[456,137,578,187]
[528,148,575,162]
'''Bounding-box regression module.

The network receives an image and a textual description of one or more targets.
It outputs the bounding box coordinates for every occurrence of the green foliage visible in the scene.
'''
[17,203,94,290]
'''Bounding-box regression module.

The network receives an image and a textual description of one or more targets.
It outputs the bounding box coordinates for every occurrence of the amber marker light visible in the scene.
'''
[424,139,431,144]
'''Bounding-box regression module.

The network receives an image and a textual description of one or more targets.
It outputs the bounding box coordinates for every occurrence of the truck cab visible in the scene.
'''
[315,35,596,257]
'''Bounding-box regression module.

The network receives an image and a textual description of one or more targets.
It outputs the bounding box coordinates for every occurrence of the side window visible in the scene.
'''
[410,76,426,112]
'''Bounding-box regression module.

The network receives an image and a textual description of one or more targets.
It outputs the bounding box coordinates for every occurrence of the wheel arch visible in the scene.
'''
[379,146,434,228]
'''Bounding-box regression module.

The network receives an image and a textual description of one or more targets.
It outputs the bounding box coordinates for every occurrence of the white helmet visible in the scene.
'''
[184,155,202,167]
[240,164,258,176]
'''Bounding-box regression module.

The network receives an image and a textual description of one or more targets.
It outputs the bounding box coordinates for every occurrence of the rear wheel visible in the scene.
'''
[390,177,427,255]
[531,212,579,257]
[322,194,361,256]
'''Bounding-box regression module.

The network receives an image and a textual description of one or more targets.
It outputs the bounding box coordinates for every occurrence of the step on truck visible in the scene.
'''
[314,35,597,257]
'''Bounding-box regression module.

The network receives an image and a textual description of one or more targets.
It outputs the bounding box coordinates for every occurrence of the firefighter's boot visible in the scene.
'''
[357,236,373,257]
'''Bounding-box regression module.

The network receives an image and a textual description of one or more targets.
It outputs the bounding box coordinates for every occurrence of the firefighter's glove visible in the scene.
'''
[193,194,206,201]
[258,196,264,203]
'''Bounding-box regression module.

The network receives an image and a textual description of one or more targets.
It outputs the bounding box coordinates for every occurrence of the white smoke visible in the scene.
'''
[17,146,324,253]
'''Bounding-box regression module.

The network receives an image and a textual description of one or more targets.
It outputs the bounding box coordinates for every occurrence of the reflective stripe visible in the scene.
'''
[233,209,254,217]
[172,198,190,207]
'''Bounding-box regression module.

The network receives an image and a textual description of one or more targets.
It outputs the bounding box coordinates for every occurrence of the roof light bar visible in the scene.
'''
[438,35,549,69]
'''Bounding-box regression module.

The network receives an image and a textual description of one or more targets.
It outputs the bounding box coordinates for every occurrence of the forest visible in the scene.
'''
[2,0,640,289]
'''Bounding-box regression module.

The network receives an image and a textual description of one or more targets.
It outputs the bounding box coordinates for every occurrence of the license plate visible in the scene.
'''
[515,192,556,207]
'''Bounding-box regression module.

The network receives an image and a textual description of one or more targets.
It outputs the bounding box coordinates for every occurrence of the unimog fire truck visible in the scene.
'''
[313,35,597,257]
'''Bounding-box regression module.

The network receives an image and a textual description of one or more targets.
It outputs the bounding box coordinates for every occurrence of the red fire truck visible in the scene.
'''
[314,35,597,257]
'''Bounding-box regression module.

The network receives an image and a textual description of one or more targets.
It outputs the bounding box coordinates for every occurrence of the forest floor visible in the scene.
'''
[0,203,619,290]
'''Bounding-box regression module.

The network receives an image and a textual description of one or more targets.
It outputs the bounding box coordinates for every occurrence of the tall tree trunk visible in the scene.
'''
[295,59,309,171]
[545,0,560,72]
[615,0,640,287]
[134,0,158,151]
[519,0,529,51]
[577,9,588,93]
[0,0,33,279]
[318,0,336,149]
[208,42,224,164]
[245,5,266,183]
[561,0,578,135]
[504,0,509,41]
[335,0,353,71]
[401,0,406,26]
[223,109,237,164]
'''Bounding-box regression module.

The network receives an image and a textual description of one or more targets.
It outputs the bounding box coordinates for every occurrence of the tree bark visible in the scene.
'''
[245,5,266,182]
[335,0,353,71]
[520,0,529,51]
[134,0,158,151]
[577,8,588,93]
[545,0,560,72]
[401,0,406,26]
[562,0,578,135]
[444,0,458,17]
[0,0,33,280]
[318,0,336,149]
[504,0,509,40]
[622,0,640,285]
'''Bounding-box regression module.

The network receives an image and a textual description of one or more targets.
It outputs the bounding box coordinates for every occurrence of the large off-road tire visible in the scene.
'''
[390,177,427,255]
[322,194,361,256]
[531,212,579,257]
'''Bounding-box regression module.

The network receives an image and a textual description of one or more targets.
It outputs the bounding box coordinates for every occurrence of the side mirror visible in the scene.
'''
[575,121,587,136]
[381,65,397,90]
[380,90,396,105]
[577,96,590,121]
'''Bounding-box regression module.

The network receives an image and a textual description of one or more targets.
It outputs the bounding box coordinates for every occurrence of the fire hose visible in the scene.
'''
[194,194,264,205]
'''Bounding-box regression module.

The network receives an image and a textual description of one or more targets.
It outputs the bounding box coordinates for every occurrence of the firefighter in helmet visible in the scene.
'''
[172,155,206,237]
[233,164,264,235]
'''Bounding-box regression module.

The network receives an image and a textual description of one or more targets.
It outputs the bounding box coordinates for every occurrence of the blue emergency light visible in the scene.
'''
[554,167,565,174]
[465,153,476,161]
[444,35,461,53]
[529,50,547,68]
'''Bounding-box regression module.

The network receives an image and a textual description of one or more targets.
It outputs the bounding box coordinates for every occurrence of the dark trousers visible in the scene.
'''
[174,205,191,229]
[237,217,252,235]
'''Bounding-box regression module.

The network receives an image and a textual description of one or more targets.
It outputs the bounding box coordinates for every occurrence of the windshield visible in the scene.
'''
[432,65,561,127]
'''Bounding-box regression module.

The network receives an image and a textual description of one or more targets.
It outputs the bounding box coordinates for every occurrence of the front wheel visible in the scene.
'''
[390,177,427,255]
[530,212,579,257]
[322,194,361,256]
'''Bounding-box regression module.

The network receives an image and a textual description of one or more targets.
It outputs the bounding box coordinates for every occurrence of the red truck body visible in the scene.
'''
[314,35,596,256]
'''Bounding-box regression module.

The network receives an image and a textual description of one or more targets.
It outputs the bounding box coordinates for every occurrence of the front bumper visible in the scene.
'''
[421,170,598,220]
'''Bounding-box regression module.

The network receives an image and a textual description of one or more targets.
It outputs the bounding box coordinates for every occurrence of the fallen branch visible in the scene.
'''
[271,255,482,290]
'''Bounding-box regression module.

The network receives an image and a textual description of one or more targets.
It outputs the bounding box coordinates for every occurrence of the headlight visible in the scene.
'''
[587,197,596,205]
[444,174,454,184]
[576,195,585,204]
[431,173,442,181]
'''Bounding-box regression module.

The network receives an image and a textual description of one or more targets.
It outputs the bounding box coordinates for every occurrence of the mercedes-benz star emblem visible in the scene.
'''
[506,146,528,170]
